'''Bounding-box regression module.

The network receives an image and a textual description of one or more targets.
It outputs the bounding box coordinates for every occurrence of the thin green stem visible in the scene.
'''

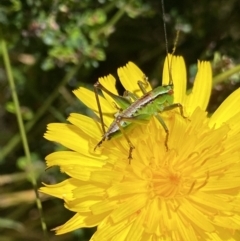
[97,0,133,36]
[213,64,240,85]
[107,3,127,28]
[102,0,118,13]
[0,61,83,161]
[0,35,49,240]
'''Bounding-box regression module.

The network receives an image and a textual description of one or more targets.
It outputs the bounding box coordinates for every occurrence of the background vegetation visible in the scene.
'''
[1,0,240,240]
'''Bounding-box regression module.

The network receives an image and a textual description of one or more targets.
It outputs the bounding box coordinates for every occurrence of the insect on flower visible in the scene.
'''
[93,55,186,161]
[41,0,240,240]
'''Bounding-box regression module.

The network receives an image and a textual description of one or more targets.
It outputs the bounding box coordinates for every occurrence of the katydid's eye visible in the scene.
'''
[168,89,174,95]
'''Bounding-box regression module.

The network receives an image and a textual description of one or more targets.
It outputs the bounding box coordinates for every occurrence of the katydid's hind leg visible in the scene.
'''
[154,114,170,151]
[94,81,106,135]
[94,138,104,151]
[94,81,131,134]
[94,81,116,151]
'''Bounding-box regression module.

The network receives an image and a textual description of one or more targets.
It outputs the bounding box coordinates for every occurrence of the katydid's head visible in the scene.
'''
[151,84,174,98]
[162,84,174,105]
[151,84,174,107]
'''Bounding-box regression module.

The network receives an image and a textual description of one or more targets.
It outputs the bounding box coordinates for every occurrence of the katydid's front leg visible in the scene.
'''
[123,90,138,102]
[137,76,149,95]
[123,76,148,101]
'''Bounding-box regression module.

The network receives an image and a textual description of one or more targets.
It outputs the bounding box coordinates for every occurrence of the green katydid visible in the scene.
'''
[93,0,185,161]
[93,62,186,161]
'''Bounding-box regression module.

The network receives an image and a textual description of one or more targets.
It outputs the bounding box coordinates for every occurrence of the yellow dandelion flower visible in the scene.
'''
[40,55,240,241]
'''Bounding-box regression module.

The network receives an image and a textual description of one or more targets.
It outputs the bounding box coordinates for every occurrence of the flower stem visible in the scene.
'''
[213,64,240,85]
[1,60,83,161]
[0,33,49,241]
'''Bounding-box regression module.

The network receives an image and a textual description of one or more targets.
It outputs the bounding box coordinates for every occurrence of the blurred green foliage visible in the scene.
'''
[0,0,240,240]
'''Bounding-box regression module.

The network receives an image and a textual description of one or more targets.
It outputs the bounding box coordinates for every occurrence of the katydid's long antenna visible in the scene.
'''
[161,0,169,58]
[172,30,180,55]
[161,0,172,85]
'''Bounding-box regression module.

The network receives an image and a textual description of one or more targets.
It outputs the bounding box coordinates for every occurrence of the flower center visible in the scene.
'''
[152,168,183,199]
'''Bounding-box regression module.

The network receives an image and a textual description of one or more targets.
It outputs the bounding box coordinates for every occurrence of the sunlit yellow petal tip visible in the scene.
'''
[162,54,187,104]
[99,74,118,96]
[184,60,212,114]
[42,54,240,241]
[117,61,152,95]
[210,87,240,128]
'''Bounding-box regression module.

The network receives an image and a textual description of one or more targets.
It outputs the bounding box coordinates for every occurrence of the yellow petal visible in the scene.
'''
[62,165,98,181]
[162,54,187,103]
[68,113,101,139]
[117,62,151,96]
[92,218,129,240]
[190,192,233,211]
[110,194,147,223]
[55,212,106,234]
[125,208,145,241]
[144,198,159,233]
[99,74,118,95]
[45,151,106,168]
[44,123,92,154]
[40,178,80,200]
[98,74,120,106]
[73,184,105,199]
[65,198,99,213]
[90,199,118,215]
[107,181,148,197]
[209,88,240,128]
[73,87,114,126]
[185,61,212,114]
[180,199,215,232]
[90,170,124,184]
